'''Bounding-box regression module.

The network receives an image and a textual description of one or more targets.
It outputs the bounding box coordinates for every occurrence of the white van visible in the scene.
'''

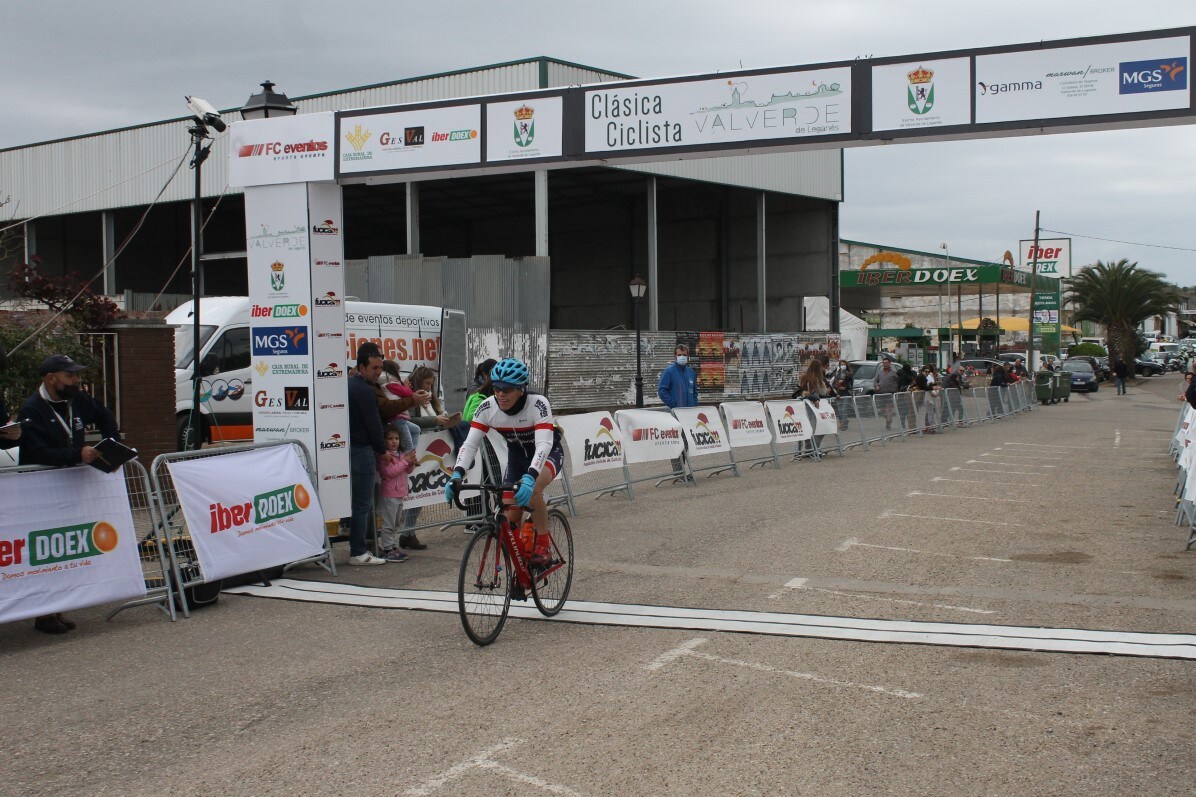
[1150,342,1180,357]
[167,297,467,449]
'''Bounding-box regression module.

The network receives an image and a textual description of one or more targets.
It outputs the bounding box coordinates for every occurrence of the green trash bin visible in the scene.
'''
[1052,372,1071,403]
[1035,371,1054,405]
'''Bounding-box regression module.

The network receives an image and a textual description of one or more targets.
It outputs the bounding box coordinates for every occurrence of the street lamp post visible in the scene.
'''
[240,81,298,120]
[629,275,648,407]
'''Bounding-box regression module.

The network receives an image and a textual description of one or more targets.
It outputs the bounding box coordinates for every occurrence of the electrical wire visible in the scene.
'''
[1040,228,1196,254]
[8,147,192,355]
[0,150,191,235]
[144,185,230,311]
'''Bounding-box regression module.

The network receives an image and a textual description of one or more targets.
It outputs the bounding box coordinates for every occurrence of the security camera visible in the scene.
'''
[185,95,227,133]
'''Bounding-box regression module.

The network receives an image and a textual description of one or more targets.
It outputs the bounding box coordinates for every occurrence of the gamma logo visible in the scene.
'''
[1120,58,1187,94]
[0,521,120,570]
[582,416,622,463]
[209,485,311,534]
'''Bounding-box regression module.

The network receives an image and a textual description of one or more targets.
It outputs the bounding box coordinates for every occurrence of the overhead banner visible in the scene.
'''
[764,401,814,443]
[168,446,328,582]
[872,58,972,131]
[613,409,686,464]
[405,430,483,510]
[975,37,1189,124]
[671,407,731,456]
[0,467,145,624]
[719,402,774,448]
[1020,238,1071,277]
[486,97,564,162]
[228,112,335,188]
[557,412,625,475]
[584,67,852,153]
[338,104,482,174]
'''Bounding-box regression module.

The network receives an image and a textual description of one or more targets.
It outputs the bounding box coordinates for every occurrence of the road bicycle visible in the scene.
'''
[450,482,574,646]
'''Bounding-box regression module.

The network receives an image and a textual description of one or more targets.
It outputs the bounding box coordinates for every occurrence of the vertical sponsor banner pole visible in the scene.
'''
[307,184,350,521]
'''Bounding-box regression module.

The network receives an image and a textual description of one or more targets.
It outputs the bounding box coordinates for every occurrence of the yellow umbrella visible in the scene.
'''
[948,317,1080,333]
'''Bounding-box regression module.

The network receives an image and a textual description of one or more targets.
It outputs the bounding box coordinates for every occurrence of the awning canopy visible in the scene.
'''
[948,317,1078,333]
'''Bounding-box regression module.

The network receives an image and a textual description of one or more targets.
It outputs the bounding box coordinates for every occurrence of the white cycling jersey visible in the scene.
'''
[455,392,561,479]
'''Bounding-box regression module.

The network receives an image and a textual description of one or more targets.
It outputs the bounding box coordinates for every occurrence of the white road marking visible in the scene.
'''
[836,538,1013,562]
[225,579,1196,659]
[969,459,1054,468]
[932,476,1041,487]
[908,491,1030,503]
[403,739,587,797]
[1114,429,1121,448]
[880,511,1024,527]
[1004,442,1095,449]
[991,449,1064,459]
[788,582,995,616]
[766,577,808,600]
[648,637,923,699]
[951,466,1044,476]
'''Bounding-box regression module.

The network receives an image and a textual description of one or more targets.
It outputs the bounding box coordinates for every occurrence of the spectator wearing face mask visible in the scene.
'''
[658,344,698,409]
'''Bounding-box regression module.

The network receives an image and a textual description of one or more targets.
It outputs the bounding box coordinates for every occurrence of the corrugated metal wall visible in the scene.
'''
[547,330,842,412]
[346,254,550,388]
[545,62,631,87]
[618,149,842,202]
[3,60,629,219]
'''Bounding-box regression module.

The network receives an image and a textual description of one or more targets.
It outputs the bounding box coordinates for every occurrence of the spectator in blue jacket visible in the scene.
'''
[658,344,698,408]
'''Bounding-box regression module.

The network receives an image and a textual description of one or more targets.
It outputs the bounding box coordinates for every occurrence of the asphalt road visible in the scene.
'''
[3,374,1194,796]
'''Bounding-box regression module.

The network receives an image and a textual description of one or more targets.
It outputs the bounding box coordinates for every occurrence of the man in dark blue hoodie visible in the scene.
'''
[657,344,698,409]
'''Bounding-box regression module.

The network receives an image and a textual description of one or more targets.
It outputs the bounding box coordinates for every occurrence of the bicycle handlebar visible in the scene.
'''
[448,481,519,513]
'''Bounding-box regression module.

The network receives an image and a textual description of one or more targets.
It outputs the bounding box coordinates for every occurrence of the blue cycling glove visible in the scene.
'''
[513,473,536,507]
[445,472,462,505]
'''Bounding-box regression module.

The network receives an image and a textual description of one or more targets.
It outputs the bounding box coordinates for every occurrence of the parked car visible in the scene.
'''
[958,358,1006,380]
[847,361,885,394]
[1063,360,1099,392]
[1135,356,1166,377]
[1068,355,1110,381]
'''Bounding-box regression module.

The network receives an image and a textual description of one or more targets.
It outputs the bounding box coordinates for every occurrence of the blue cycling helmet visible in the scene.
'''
[490,358,529,386]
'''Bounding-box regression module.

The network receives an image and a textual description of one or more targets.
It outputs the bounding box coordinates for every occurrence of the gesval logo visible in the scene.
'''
[582,416,621,462]
[209,485,311,534]
[0,521,120,569]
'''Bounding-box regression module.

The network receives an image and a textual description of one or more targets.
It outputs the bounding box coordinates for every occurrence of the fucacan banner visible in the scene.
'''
[613,409,686,464]
[557,412,625,475]
[0,468,145,624]
[405,430,484,510]
[764,401,814,443]
[168,446,328,582]
[719,401,775,448]
[671,407,731,455]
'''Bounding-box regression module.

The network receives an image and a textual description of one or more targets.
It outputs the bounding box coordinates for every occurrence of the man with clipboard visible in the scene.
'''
[17,354,122,635]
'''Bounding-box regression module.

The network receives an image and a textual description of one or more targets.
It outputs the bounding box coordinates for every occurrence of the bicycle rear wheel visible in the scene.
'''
[458,526,510,646]
[530,509,574,617]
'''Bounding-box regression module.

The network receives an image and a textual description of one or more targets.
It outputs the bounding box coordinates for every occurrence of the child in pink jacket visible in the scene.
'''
[377,425,418,562]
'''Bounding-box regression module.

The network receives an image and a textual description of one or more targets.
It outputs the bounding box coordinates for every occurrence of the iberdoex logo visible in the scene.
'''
[251,304,308,318]
[238,140,329,158]
[209,485,311,535]
[431,129,477,143]
[252,326,308,356]
[0,521,121,570]
[1120,58,1187,94]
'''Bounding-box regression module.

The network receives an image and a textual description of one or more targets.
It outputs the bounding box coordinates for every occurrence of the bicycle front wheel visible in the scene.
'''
[458,527,510,646]
[530,509,574,617]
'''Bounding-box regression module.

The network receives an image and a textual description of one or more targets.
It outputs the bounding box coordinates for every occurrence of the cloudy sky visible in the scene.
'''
[3,1,1194,282]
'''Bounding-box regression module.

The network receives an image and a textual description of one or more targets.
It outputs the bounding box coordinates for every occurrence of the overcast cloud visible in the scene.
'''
[2,1,1193,282]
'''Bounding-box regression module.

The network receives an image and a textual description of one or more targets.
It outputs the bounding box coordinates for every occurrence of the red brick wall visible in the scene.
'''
[109,321,176,467]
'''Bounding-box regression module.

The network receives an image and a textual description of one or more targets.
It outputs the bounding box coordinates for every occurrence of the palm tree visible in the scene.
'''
[1065,259,1179,367]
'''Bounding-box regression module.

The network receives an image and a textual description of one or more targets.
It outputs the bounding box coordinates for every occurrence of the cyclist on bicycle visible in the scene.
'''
[445,358,563,581]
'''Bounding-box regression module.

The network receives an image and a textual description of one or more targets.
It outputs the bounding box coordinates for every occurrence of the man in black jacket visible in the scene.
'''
[17,354,119,634]
[19,354,118,468]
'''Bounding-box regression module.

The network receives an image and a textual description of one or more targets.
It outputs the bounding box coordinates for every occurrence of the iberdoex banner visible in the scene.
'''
[168,446,327,581]
[0,468,145,624]
[614,409,686,464]
[557,412,626,475]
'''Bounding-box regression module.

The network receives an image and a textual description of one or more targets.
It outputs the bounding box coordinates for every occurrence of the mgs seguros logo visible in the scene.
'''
[1119,58,1187,94]
[0,521,121,571]
[251,326,308,357]
[582,416,622,464]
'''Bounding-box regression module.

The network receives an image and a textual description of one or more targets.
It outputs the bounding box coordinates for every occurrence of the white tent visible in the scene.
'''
[801,297,869,361]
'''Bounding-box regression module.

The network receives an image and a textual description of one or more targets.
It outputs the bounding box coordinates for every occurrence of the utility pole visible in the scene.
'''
[1027,210,1041,373]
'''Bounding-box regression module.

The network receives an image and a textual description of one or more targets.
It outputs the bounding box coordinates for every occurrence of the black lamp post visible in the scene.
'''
[240,81,298,120]
[629,275,647,407]
[182,96,227,449]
